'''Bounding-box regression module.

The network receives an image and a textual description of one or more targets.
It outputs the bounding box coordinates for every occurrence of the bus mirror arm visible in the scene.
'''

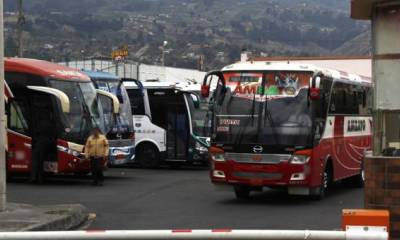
[27,86,70,113]
[201,71,226,98]
[96,89,120,114]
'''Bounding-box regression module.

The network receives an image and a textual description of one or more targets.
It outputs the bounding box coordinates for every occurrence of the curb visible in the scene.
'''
[23,204,88,231]
[0,203,89,232]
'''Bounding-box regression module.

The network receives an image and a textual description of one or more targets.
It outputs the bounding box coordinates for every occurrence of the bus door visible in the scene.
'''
[167,102,189,160]
[6,100,31,173]
[148,89,189,160]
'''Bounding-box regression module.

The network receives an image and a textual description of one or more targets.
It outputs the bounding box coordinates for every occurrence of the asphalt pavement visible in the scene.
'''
[7,167,363,230]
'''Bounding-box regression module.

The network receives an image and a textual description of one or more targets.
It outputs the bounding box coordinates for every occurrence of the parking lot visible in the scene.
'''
[7,167,363,230]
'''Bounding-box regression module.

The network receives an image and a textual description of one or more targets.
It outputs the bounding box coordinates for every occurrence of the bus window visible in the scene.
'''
[127,89,146,115]
[8,101,28,134]
[329,82,360,115]
[97,81,109,92]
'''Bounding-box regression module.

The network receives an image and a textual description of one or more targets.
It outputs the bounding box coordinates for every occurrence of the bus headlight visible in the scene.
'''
[289,155,310,165]
[209,147,225,162]
[211,153,225,162]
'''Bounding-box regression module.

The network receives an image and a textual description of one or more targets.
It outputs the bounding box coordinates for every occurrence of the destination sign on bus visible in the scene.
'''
[224,72,312,98]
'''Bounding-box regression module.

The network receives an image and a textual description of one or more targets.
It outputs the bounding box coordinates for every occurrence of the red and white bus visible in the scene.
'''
[5,58,119,175]
[201,61,372,199]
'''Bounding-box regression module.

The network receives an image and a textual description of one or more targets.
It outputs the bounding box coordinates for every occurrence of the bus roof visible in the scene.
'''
[82,70,120,81]
[5,58,90,81]
[124,80,201,91]
[222,61,372,85]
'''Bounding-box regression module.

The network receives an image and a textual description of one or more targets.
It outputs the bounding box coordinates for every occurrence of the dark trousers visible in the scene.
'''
[90,157,104,184]
[30,140,48,183]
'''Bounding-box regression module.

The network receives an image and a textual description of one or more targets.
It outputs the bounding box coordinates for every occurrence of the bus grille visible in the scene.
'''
[109,139,134,147]
[225,153,290,164]
[232,172,282,180]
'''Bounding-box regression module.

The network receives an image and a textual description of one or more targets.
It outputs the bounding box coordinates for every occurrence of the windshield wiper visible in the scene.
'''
[264,95,280,146]
[234,94,257,146]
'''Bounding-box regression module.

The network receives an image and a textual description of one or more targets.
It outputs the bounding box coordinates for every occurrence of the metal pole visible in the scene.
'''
[123,62,126,78]
[161,46,165,66]
[0,230,388,240]
[17,0,24,57]
[137,62,140,80]
[0,0,7,212]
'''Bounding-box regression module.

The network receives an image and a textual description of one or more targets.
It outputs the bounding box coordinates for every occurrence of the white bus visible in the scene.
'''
[123,79,210,168]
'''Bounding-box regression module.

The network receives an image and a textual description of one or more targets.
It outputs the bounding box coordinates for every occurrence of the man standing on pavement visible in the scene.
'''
[30,94,57,184]
[84,127,109,186]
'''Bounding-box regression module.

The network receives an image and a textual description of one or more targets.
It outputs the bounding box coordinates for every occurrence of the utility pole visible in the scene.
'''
[17,0,25,57]
[161,41,168,66]
[0,0,7,212]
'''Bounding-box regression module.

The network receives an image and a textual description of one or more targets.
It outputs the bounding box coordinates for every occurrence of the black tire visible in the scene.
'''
[137,143,160,169]
[351,163,365,188]
[234,186,251,200]
[311,164,332,200]
[74,172,90,178]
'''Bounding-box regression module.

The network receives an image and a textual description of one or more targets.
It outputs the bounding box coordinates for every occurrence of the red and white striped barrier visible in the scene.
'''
[0,229,388,240]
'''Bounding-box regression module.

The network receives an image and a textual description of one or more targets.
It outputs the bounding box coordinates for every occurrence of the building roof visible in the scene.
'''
[351,0,385,20]
[5,58,90,81]
[123,79,201,91]
[253,56,371,61]
[82,70,120,81]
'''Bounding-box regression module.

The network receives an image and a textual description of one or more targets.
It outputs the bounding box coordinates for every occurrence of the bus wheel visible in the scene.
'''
[311,165,332,200]
[351,163,365,188]
[234,186,251,200]
[138,143,160,169]
[74,172,90,178]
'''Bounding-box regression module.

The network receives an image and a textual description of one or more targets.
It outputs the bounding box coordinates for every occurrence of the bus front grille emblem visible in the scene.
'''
[253,146,263,153]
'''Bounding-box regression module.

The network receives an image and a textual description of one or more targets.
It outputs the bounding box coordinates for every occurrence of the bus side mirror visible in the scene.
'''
[116,88,124,104]
[96,89,120,114]
[309,87,321,100]
[191,93,200,109]
[117,81,124,104]
[201,85,210,98]
[309,76,321,101]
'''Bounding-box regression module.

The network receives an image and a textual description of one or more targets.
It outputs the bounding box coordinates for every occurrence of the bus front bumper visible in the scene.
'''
[210,160,311,188]
[108,146,135,166]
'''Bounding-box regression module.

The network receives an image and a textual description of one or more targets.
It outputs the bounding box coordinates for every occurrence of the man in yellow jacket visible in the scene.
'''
[84,127,109,186]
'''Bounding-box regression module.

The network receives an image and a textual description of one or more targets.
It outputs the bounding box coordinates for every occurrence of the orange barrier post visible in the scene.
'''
[342,209,390,236]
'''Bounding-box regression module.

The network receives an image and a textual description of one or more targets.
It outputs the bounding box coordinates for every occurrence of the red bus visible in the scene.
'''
[5,58,118,175]
[201,61,372,200]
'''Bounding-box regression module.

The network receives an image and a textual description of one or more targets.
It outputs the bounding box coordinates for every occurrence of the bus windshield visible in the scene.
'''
[213,71,314,150]
[187,93,212,138]
[49,80,106,143]
[95,79,134,137]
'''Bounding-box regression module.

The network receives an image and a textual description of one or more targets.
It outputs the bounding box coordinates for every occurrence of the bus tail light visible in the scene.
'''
[289,149,312,165]
[210,147,225,162]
